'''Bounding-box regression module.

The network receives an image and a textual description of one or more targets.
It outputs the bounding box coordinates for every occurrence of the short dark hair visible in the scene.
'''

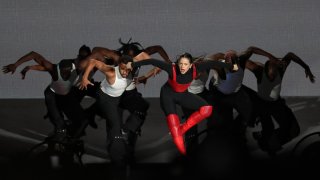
[118,55,133,64]
[78,45,91,60]
[59,59,74,69]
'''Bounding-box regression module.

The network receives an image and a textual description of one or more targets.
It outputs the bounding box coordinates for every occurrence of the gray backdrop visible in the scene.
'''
[1,0,319,98]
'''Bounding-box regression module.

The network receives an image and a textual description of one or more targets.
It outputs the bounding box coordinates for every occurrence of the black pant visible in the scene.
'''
[44,82,99,137]
[241,85,300,147]
[119,88,150,133]
[96,88,127,167]
[160,83,209,116]
[260,98,300,145]
[207,85,252,135]
[44,86,65,130]
[56,89,89,138]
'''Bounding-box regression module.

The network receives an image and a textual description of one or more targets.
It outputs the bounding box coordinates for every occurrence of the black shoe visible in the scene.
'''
[49,129,67,142]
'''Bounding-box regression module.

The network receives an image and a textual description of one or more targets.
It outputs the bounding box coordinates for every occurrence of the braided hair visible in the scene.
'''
[117,38,144,57]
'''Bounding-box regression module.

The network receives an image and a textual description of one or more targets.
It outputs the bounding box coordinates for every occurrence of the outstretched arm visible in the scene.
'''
[79,59,114,90]
[144,45,171,63]
[133,52,151,62]
[143,45,172,78]
[197,59,232,72]
[130,58,172,74]
[92,47,120,63]
[196,52,232,72]
[245,60,264,82]
[240,46,278,62]
[281,52,315,83]
[206,52,225,61]
[2,51,54,74]
[20,64,47,79]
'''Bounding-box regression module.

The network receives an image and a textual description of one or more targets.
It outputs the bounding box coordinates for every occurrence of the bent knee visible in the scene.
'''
[199,105,213,117]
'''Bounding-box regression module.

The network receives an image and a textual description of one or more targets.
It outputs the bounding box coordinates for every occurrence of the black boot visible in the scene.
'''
[49,128,67,142]
[121,129,139,164]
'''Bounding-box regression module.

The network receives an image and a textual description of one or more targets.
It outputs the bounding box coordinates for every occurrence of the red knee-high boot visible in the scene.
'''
[181,105,213,135]
[166,114,186,155]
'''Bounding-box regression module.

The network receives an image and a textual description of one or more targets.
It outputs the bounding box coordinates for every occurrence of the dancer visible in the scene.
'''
[117,39,171,156]
[180,54,223,153]
[206,47,278,139]
[2,45,92,140]
[125,52,232,155]
[78,53,149,177]
[243,52,315,152]
[83,39,171,160]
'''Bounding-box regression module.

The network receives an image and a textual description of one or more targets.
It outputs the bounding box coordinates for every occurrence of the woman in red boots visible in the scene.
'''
[126,52,232,154]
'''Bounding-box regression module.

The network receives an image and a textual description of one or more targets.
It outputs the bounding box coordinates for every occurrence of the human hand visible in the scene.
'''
[20,66,30,79]
[305,67,315,83]
[2,64,17,74]
[78,78,94,90]
[153,67,161,76]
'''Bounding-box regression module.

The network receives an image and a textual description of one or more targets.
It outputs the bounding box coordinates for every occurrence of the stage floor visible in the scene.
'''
[0,97,319,179]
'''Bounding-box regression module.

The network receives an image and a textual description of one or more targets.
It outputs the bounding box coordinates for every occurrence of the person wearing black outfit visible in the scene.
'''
[126,52,232,155]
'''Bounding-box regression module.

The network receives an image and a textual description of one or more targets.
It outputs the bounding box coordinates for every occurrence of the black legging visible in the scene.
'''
[160,83,209,116]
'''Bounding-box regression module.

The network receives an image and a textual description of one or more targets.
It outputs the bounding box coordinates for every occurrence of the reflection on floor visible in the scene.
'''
[0,97,319,179]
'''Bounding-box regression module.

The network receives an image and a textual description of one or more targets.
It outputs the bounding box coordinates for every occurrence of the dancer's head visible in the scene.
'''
[78,45,91,60]
[118,55,133,78]
[224,50,238,65]
[118,38,144,57]
[59,60,74,80]
[224,50,240,72]
[76,45,92,71]
[176,52,193,74]
[264,60,279,81]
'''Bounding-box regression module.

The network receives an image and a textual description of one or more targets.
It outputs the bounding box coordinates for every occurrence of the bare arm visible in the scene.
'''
[92,47,120,63]
[132,52,163,82]
[206,53,225,61]
[245,59,262,72]
[143,45,172,79]
[239,46,278,62]
[281,52,315,83]
[245,60,264,82]
[20,64,47,79]
[144,45,171,63]
[2,51,54,74]
[79,59,115,90]
[133,52,151,62]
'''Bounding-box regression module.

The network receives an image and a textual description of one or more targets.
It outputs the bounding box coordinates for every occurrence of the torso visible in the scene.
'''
[50,62,78,95]
[216,66,244,94]
[257,68,282,101]
[125,67,140,91]
[100,66,131,97]
[167,64,197,92]
[188,71,209,94]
